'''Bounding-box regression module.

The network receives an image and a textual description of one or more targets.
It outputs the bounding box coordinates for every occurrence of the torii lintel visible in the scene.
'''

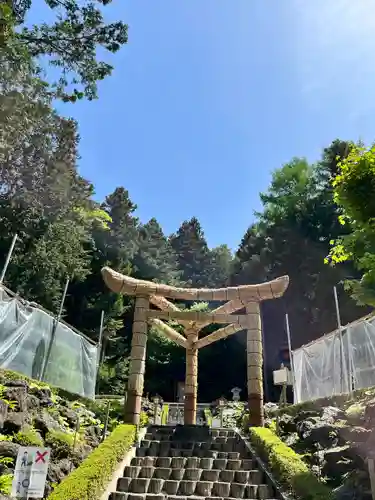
[101,266,289,301]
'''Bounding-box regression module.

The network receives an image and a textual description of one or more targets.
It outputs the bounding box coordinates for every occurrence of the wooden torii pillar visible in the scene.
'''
[101,267,289,427]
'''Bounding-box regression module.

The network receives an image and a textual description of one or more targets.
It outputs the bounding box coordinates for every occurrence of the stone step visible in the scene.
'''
[130,457,255,471]
[136,448,243,460]
[111,495,278,500]
[115,478,274,499]
[122,466,263,484]
[146,427,237,441]
[141,440,239,451]
[144,434,240,444]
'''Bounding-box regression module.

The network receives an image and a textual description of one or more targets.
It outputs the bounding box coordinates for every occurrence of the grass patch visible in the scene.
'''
[249,427,334,500]
[47,424,136,500]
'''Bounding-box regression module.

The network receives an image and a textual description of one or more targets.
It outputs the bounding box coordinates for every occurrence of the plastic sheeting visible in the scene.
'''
[0,287,98,398]
[293,314,375,403]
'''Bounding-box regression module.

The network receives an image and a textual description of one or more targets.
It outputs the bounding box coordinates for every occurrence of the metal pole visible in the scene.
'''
[40,276,70,381]
[333,286,348,395]
[97,310,105,370]
[57,276,70,323]
[0,233,18,284]
[95,311,105,395]
[102,400,111,442]
[71,416,80,471]
[285,313,296,403]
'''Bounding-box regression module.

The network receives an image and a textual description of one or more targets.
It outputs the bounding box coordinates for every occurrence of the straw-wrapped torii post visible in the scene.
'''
[101,266,289,427]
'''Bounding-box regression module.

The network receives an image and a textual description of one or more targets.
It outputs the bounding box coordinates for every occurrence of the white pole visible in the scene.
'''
[40,276,70,381]
[57,276,70,322]
[0,234,18,284]
[95,311,105,394]
[285,313,296,403]
[97,310,105,372]
[333,286,350,395]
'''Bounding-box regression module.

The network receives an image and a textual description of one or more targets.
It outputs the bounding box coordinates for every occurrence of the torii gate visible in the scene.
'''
[101,267,289,427]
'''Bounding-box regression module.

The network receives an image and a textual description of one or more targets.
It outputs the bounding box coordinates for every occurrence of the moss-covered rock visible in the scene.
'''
[0,369,110,497]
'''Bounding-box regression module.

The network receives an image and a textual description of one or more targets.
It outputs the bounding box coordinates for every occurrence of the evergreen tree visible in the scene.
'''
[0,58,95,310]
[170,217,212,288]
[207,244,233,288]
[231,154,366,366]
[132,218,182,285]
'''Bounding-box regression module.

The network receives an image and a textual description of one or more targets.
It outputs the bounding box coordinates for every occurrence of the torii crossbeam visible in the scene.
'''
[101,267,289,427]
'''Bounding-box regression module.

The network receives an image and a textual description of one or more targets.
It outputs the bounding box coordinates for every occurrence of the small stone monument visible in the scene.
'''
[231,387,241,402]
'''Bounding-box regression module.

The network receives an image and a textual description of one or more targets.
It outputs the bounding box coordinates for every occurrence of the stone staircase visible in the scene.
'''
[109,425,281,500]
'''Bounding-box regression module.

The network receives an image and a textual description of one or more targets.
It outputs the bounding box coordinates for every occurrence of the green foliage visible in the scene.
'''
[47,424,136,500]
[0,434,13,442]
[14,428,44,447]
[0,457,13,467]
[2,0,128,101]
[0,383,18,410]
[139,411,149,428]
[0,473,13,495]
[170,217,232,288]
[203,407,212,427]
[232,146,366,367]
[45,429,75,458]
[249,427,334,500]
[133,218,182,285]
[222,402,246,429]
[161,404,169,425]
[328,143,375,306]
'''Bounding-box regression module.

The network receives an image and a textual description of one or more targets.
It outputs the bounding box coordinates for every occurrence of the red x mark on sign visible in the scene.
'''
[35,451,48,464]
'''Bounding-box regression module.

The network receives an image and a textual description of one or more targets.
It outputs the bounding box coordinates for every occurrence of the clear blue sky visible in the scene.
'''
[44,1,375,249]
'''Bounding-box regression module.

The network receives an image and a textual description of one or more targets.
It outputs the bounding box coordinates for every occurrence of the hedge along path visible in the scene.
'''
[101,266,289,427]
[48,424,136,500]
[248,427,334,500]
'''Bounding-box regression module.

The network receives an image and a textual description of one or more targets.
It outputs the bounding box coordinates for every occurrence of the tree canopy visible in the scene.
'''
[1,0,128,100]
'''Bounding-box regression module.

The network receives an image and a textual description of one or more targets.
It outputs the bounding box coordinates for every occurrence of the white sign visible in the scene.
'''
[273,366,293,386]
[12,446,50,498]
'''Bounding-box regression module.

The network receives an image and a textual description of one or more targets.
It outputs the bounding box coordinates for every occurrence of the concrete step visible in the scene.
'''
[108,426,280,500]
[123,466,263,484]
[114,478,274,498]
[144,434,240,444]
[136,448,243,460]
[145,427,237,442]
[140,440,239,452]
[111,495,279,500]
[130,457,255,471]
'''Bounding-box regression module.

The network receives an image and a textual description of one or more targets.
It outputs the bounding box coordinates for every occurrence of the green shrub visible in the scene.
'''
[0,473,13,495]
[45,429,75,458]
[14,428,44,447]
[161,404,169,425]
[249,427,334,500]
[203,407,212,426]
[47,424,136,500]
[0,434,13,442]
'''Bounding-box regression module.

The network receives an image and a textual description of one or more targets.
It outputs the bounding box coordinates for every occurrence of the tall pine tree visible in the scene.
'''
[170,217,212,288]
[132,218,182,285]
